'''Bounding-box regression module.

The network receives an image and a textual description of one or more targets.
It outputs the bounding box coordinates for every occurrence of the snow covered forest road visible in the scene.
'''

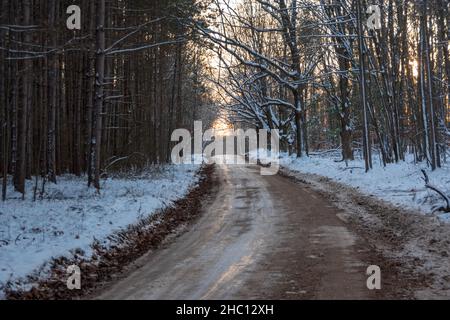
[97,164,409,300]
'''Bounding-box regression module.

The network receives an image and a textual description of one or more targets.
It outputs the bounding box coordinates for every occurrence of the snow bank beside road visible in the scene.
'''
[279,152,450,221]
[0,164,200,294]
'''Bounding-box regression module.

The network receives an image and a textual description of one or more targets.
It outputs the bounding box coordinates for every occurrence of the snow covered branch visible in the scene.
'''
[421,170,450,213]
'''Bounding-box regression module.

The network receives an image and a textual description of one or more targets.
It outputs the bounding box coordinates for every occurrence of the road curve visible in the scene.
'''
[97,164,382,300]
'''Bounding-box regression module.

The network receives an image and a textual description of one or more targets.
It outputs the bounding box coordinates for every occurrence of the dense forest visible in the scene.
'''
[1,0,449,200]
[202,0,449,171]
[0,0,215,198]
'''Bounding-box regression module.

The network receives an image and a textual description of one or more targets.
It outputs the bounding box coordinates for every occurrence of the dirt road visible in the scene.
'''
[97,164,399,300]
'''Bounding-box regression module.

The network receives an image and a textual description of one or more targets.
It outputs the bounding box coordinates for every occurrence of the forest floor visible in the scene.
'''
[0,164,203,299]
[95,163,449,300]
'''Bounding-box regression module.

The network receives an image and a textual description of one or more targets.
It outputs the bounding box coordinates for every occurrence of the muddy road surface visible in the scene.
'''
[97,164,408,300]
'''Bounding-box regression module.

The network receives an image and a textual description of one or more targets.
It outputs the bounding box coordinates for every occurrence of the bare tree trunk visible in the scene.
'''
[338,54,353,161]
[357,0,372,172]
[47,0,57,183]
[15,0,32,195]
[86,0,95,183]
[90,0,106,190]
[294,91,303,158]
[423,3,438,170]
[419,1,433,167]
[1,1,8,200]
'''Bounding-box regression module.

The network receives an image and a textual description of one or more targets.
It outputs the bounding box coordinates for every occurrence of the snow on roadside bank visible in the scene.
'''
[0,164,200,296]
[278,152,450,221]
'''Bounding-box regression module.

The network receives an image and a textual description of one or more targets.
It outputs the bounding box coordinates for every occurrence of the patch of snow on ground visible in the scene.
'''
[249,149,450,220]
[0,164,200,293]
[279,152,450,220]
